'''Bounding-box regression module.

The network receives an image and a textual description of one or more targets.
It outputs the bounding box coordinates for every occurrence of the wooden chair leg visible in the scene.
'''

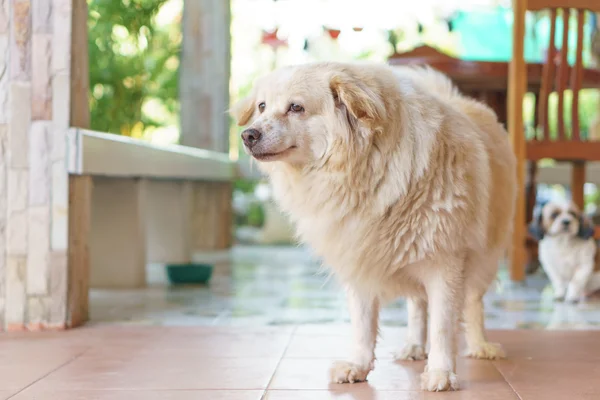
[510,148,528,281]
[508,0,527,282]
[525,161,540,275]
[571,161,586,210]
[511,192,527,281]
[525,161,538,223]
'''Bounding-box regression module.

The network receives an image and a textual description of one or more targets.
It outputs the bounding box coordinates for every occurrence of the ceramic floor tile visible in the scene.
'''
[0,336,88,391]
[82,330,293,359]
[265,389,519,400]
[60,326,294,347]
[284,333,400,359]
[293,324,358,336]
[269,358,419,391]
[264,390,422,400]
[269,357,514,395]
[494,360,600,394]
[11,390,264,400]
[488,330,600,361]
[31,355,281,390]
[294,325,407,338]
[0,391,16,400]
[516,391,599,400]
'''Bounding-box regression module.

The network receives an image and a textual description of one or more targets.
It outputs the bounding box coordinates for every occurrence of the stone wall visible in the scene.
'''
[0,0,232,331]
[0,0,78,331]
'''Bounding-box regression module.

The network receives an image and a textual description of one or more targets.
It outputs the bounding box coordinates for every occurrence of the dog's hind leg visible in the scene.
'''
[394,296,428,361]
[463,253,506,360]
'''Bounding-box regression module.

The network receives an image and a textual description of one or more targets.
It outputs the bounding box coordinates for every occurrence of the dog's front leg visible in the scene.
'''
[420,258,463,392]
[544,262,568,301]
[565,262,594,303]
[329,287,379,384]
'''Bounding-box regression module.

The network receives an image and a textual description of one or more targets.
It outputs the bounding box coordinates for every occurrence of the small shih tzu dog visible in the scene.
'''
[529,201,598,302]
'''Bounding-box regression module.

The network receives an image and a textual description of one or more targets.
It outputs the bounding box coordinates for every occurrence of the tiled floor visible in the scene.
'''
[5,246,600,399]
[2,327,600,399]
[90,246,600,330]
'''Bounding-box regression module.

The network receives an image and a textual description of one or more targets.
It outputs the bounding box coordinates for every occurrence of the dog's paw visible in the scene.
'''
[329,361,371,384]
[394,344,427,361]
[553,288,567,302]
[420,369,459,392]
[465,342,506,360]
[564,294,582,304]
[553,294,565,302]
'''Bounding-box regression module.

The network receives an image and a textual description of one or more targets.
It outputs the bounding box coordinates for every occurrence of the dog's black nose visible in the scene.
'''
[562,219,571,227]
[241,129,262,148]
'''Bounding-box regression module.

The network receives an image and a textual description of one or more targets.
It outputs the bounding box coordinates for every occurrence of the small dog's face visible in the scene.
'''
[529,202,595,240]
[230,64,385,167]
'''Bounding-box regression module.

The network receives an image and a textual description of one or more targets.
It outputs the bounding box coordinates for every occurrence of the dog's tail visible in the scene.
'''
[408,66,504,129]
[403,66,459,100]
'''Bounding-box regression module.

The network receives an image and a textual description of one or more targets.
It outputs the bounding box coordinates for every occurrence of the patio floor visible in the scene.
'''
[90,246,600,329]
[3,246,600,399]
[1,326,599,399]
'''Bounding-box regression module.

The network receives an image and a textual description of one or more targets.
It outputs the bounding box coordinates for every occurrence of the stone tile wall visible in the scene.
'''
[0,0,73,331]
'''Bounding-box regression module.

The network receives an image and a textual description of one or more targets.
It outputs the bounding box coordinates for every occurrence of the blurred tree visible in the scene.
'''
[87,0,182,137]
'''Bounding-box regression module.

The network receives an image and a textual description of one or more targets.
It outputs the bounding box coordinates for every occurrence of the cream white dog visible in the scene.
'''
[530,201,597,302]
[231,62,516,392]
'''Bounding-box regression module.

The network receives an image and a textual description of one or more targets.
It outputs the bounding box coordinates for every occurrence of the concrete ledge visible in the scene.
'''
[67,128,234,181]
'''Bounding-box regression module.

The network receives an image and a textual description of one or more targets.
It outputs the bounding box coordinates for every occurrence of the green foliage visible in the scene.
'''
[246,203,265,227]
[585,189,599,208]
[524,90,600,140]
[234,179,257,194]
[87,0,181,137]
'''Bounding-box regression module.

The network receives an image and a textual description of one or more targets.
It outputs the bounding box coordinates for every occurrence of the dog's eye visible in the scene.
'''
[568,211,578,218]
[258,102,266,113]
[550,211,560,219]
[289,103,304,113]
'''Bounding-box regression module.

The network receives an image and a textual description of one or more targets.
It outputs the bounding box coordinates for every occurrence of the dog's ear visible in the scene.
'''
[230,93,256,126]
[528,212,545,241]
[578,215,595,240]
[329,72,385,130]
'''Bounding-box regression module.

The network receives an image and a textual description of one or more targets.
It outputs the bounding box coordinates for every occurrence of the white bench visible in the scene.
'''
[67,128,234,289]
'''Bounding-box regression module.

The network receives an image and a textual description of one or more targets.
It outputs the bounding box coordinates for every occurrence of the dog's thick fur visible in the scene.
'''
[231,62,516,392]
[530,201,598,302]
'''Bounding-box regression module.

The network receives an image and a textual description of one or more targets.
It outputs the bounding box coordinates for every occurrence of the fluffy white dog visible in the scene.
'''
[530,201,598,302]
[231,62,516,391]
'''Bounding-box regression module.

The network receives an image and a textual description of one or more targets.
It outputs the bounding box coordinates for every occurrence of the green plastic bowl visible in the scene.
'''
[166,263,213,285]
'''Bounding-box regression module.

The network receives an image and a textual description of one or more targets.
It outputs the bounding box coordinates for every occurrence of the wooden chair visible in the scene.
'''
[509,0,600,280]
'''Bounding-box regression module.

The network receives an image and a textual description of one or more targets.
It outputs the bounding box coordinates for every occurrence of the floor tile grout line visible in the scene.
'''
[492,361,524,400]
[6,347,92,399]
[261,325,299,399]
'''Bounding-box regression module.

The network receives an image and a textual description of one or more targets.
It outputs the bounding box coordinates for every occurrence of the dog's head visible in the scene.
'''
[529,201,595,241]
[230,63,386,167]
